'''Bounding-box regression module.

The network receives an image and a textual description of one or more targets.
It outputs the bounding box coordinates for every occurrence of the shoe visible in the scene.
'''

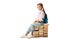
[28,35,33,38]
[21,35,27,38]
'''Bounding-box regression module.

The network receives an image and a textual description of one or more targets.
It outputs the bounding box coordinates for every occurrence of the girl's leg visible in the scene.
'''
[25,23,43,36]
[25,24,35,36]
[33,23,43,27]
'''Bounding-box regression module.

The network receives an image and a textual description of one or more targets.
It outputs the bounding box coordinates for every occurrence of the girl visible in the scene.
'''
[22,3,48,37]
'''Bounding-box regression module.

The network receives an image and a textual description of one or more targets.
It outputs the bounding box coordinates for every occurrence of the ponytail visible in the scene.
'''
[43,8,48,23]
[43,8,46,14]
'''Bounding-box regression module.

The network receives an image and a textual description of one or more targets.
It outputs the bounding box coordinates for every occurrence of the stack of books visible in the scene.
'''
[32,24,48,37]
[33,26,39,37]
[43,24,48,37]
[39,26,44,37]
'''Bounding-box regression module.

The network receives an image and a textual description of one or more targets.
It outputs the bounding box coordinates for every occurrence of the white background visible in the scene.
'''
[0,0,60,40]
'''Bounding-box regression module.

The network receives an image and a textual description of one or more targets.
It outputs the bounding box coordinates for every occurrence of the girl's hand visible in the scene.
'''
[34,20,39,23]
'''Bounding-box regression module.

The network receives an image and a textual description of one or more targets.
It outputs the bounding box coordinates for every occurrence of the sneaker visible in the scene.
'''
[21,35,27,38]
[28,35,33,38]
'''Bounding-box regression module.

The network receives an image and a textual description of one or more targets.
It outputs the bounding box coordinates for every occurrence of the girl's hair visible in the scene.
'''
[37,3,46,14]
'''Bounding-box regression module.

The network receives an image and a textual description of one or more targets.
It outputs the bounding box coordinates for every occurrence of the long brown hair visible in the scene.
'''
[37,3,46,14]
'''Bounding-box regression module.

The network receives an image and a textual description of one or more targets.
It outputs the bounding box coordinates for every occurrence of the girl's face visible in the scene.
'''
[37,5,43,10]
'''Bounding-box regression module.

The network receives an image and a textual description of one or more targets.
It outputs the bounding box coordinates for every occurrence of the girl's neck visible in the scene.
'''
[38,9,43,12]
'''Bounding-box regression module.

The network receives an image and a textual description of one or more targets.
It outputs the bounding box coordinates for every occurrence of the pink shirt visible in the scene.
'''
[35,10,45,21]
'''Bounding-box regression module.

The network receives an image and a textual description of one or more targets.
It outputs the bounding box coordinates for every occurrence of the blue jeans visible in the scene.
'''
[27,22,44,33]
